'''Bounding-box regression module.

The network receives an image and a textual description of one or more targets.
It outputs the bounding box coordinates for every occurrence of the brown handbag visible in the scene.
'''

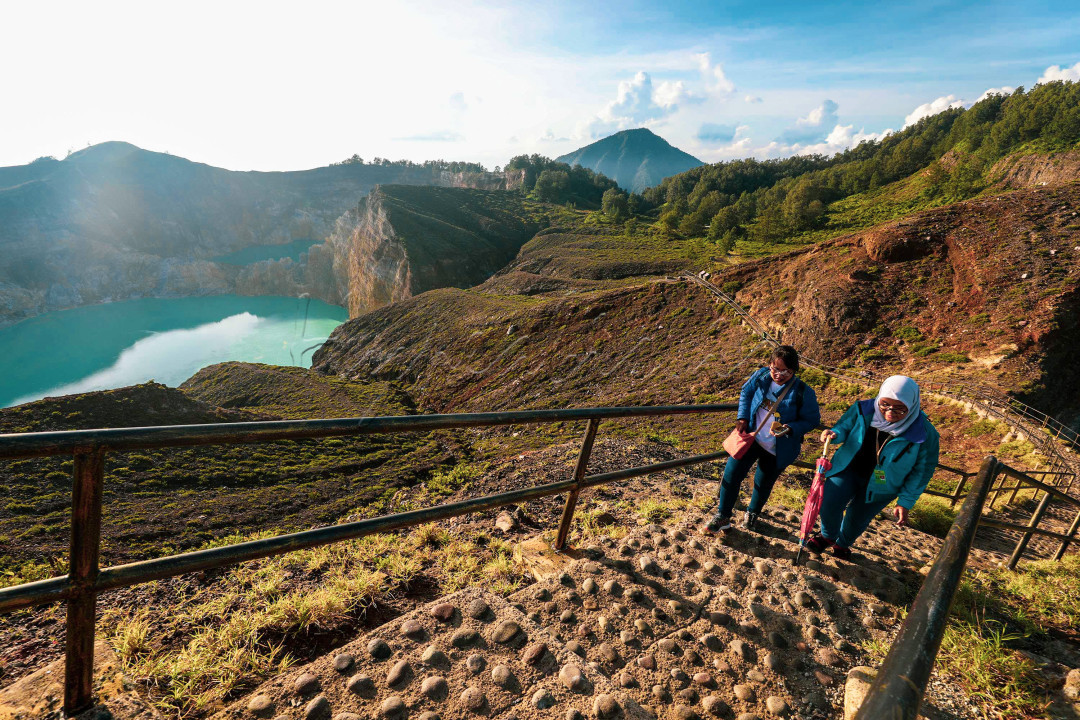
[722,380,794,459]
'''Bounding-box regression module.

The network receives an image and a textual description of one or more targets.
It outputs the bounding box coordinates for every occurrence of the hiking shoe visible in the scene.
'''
[832,544,853,561]
[705,514,732,533]
[804,533,831,554]
[740,511,759,531]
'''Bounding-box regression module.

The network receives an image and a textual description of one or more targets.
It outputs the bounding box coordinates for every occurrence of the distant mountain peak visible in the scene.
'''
[556,129,703,193]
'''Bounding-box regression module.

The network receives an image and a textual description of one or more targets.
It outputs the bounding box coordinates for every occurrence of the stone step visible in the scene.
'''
[215,502,958,720]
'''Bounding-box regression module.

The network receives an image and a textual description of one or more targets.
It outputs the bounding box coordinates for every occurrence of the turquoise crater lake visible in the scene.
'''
[0,295,348,408]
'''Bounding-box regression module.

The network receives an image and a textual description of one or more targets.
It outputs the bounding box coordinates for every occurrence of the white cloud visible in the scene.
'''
[753,124,892,160]
[797,99,838,127]
[585,70,699,138]
[780,99,839,144]
[654,79,702,109]
[902,95,965,129]
[974,86,1015,103]
[1037,61,1080,84]
[744,95,763,104]
[696,53,736,96]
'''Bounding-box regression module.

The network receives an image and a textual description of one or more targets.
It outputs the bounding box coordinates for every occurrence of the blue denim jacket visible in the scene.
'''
[827,399,940,509]
[737,366,821,468]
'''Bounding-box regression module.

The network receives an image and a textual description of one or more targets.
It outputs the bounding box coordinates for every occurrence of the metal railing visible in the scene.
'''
[855,455,1080,719]
[3,399,1077,715]
[0,403,738,714]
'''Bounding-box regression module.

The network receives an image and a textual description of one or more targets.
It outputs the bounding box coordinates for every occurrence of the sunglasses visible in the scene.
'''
[769,365,793,378]
[878,401,909,417]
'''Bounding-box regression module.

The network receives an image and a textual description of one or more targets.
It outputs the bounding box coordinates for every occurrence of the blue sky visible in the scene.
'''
[1,0,1078,171]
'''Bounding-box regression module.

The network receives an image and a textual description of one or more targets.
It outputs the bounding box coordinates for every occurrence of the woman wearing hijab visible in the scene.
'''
[807,375,939,560]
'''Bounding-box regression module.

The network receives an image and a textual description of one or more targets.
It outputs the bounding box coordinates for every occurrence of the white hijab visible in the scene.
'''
[871,375,921,436]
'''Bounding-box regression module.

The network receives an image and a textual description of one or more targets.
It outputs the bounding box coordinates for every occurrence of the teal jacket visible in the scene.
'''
[827,399,940,509]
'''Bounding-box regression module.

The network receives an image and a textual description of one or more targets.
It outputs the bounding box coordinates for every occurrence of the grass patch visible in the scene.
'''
[103,525,527,717]
[907,495,957,538]
[863,556,1080,718]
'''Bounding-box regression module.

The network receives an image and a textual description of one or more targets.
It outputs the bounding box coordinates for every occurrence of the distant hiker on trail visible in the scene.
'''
[707,345,821,533]
[807,375,940,560]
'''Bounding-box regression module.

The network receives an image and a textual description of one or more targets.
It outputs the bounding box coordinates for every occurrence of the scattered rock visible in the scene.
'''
[491,664,515,688]
[247,695,274,717]
[583,578,598,594]
[844,667,877,720]
[294,673,320,695]
[733,684,755,702]
[671,705,698,720]
[533,688,556,709]
[367,639,392,660]
[461,686,486,711]
[765,696,789,716]
[430,603,455,622]
[386,659,410,687]
[523,642,547,665]
[421,676,448,700]
[467,598,491,619]
[400,619,424,640]
[346,674,375,697]
[815,648,843,667]
[637,654,656,670]
[492,620,522,643]
[560,663,589,692]
[304,695,330,720]
[332,653,354,673]
[701,696,729,716]
[496,512,519,532]
[451,628,480,647]
[466,654,486,673]
[421,645,447,666]
[593,694,620,719]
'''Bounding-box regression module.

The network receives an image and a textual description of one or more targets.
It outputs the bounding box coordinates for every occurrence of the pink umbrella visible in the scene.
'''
[795,437,832,566]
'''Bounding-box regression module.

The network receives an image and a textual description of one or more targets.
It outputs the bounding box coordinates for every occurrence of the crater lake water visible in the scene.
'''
[0,295,348,408]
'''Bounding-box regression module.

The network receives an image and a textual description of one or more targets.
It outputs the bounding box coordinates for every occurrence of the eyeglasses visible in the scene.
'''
[878,401,908,417]
[769,365,793,378]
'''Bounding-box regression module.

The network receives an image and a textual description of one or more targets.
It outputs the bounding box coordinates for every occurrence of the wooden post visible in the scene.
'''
[64,447,106,715]
[554,419,600,552]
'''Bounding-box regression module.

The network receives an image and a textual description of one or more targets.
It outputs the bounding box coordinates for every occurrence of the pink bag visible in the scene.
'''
[723,380,793,459]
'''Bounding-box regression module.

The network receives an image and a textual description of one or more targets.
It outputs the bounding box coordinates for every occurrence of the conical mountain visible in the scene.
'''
[556,128,703,193]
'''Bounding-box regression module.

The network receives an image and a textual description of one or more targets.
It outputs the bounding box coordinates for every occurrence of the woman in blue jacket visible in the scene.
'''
[808,375,939,560]
[707,345,821,532]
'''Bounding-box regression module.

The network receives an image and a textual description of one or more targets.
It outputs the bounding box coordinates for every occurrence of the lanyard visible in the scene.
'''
[873,428,892,465]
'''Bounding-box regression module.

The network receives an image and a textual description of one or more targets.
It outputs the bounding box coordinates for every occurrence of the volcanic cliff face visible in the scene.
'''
[316,185,545,316]
[0,144,526,325]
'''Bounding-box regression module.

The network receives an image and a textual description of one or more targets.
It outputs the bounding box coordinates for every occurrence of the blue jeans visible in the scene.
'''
[715,442,784,519]
[818,467,894,548]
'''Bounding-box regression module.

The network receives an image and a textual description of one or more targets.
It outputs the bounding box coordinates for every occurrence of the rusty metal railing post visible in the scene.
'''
[554,419,600,552]
[1008,488,1053,570]
[1053,508,1080,561]
[950,473,969,509]
[64,446,106,715]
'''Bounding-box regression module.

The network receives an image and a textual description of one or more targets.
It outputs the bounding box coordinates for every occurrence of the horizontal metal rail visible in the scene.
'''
[977,517,1074,542]
[0,447,730,614]
[0,404,736,459]
[0,402,738,714]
